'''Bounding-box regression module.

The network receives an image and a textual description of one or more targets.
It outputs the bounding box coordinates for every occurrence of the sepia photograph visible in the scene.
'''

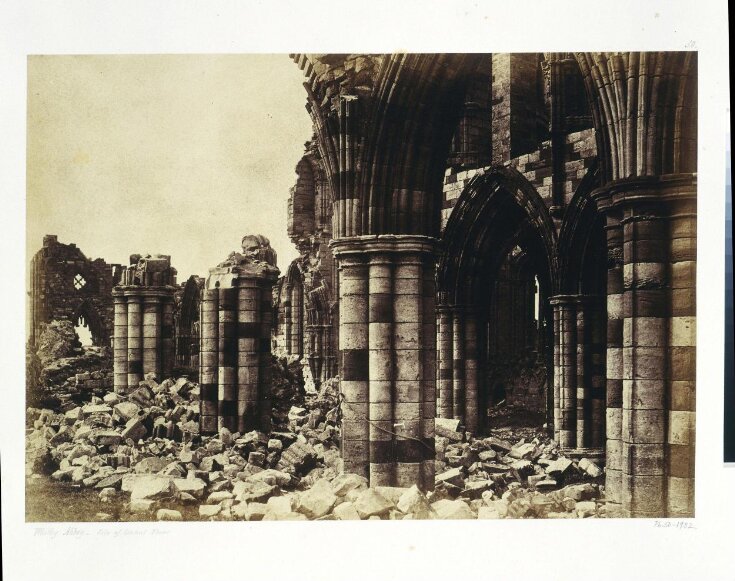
[2,2,731,580]
[24,52,698,522]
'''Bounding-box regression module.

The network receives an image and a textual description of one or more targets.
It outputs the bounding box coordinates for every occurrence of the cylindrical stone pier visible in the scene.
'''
[112,254,177,394]
[594,175,696,518]
[200,288,219,434]
[113,294,128,393]
[198,235,279,435]
[331,235,437,491]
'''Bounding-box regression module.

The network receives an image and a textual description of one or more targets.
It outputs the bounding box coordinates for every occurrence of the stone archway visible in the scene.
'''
[437,166,557,436]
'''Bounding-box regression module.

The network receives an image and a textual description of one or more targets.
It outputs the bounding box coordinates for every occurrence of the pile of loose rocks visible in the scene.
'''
[26,320,113,409]
[26,377,606,520]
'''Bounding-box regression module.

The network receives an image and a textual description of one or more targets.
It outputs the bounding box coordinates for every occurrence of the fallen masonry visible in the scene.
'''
[26,372,608,520]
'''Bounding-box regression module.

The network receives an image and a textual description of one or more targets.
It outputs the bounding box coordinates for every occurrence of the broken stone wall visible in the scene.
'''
[275,140,337,387]
[29,234,123,347]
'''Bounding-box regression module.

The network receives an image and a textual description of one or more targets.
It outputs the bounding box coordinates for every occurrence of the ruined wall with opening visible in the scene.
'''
[29,235,123,347]
[440,53,599,423]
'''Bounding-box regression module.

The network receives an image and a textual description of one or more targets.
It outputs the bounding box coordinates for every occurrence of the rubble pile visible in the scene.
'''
[431,417,606,518]
[270,356,307,429]
[27,371,606,520]
[26,320,112,409]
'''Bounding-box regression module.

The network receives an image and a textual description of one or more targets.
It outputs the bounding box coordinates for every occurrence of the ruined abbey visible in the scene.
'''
[27,52,697,520]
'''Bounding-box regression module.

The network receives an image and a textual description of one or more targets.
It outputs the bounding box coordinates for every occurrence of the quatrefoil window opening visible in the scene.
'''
[73,274,86,290]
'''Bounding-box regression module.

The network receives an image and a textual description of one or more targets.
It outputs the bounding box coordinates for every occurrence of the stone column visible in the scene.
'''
[550,296,577,450]
[337,250,370,478]
[291,284,303,357]
[588,299,607,449]
[162,299,175,379]
[258,279,274,432]
[284,284,292,355]
[463,310,479,436]
[667,200,696,517]
[621,207,668,517]
[437,304,454,419]
[575,297,588,448]
[112,254,177,394]
[113,294,128,394]
[218,287,238,432]
[199,237,279,435]
[142,296,161,380]
[595,175,696,518]
[126,294,143,388]
[604,213,624,509]
[199,288,219,434]
[331,235,437,490]
[451,306,465,421]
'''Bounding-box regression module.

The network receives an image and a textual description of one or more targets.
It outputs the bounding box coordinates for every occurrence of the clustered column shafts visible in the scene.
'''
[199,243,279,435]
[112,254,177,394]
[436,304,481,435]
[593,176,696,518]
[332,235,437,491]
[112,294,128,391]
[551,295,606,451]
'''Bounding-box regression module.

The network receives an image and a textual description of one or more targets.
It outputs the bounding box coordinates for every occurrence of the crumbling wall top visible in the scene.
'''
[117,253,177,287]
[207,235,279,289]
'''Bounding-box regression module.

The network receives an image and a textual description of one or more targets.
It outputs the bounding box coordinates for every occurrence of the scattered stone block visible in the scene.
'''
[397,485,435,519]
[129,475,173,500]
[435,418,463,441]
[199,504,221,518]
[129,499,157,513]
[156,509,183,521]
[297,479,337,519]
[354,489,394,519]
[436,467,465,487]
[431,499,475,519]
[332,473,369,497]
[333,501,361,520]
[578,458,603,478]
[121,418,147,442]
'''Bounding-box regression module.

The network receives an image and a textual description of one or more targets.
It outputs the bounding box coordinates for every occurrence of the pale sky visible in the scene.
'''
[27,54,313,281]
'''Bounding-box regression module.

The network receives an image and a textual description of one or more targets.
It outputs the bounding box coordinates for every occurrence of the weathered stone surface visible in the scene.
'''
[113,402,141,424]
[333,501,361,520]
[199,504,221,518]
[134,456,170,474]
[509,442,537,460]
[397,485,435,519]
[156,509,183,521]
[128,499,157,513]
[578,458,603,478]
[245,502,268,521]
[436,467,464,487]
[545,457,573,478]
[575,500,597,518]
[121,418,147,441]
[297,479,337,519]
[172,477,207,499]
[354,489,393,519]
[206,490,234,504]
[435,418,463,441]
[277,441,318,474]
[431,499,474,519]
[128,475,173,500]
[88,430,121,447]
[263,496,295,520]
[332,473,369,497]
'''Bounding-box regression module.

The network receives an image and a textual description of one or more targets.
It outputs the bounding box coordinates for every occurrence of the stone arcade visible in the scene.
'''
[284,52,696,517]
[29,52,697,519]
